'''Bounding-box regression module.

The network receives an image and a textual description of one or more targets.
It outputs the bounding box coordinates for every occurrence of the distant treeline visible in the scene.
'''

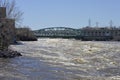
[16,27,37,41]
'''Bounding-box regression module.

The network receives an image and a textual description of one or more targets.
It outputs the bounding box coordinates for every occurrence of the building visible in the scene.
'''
[80,27,120,41]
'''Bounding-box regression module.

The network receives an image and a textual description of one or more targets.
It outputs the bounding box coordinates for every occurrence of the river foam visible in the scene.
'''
[7,38,120,80]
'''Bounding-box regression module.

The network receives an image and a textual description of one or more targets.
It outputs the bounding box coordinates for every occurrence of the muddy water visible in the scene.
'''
[0,38,120,80]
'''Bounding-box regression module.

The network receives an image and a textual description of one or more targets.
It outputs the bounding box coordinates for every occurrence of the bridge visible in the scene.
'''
[33,27,120,41]
[33,27,81,38]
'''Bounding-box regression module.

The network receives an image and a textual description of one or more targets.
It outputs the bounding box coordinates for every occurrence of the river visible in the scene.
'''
[0,38,120,80]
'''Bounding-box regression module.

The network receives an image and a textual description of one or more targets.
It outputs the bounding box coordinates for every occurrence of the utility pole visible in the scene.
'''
[110,20,113,28]
[96,22,99,27]
[88,18,91,27]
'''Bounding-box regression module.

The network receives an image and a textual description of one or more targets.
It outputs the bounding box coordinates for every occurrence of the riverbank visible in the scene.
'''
[0,49,22,58]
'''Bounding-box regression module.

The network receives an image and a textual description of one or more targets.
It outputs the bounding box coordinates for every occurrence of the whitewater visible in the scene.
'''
[0,38,120,80]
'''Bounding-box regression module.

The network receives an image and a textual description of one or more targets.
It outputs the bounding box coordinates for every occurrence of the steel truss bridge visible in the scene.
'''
[33,27,81,38]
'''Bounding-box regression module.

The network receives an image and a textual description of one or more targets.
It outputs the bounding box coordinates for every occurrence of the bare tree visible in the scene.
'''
[0,0,23,25]
[16,27,37,41]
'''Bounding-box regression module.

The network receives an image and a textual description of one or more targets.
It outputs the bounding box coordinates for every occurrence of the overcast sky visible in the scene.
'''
[16,0,120,30]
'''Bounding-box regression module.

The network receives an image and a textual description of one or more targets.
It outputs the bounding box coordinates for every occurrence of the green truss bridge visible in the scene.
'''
[33,27,81,38]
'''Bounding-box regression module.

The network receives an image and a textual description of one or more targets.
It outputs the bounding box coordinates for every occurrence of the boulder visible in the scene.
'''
[0,49,22,58]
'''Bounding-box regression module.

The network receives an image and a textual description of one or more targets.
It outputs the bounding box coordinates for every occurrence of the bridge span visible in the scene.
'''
[33,27,120,41]
[33,27,81,38]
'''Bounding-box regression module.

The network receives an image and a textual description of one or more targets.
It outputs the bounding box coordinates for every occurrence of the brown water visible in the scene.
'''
[0,38,120,80]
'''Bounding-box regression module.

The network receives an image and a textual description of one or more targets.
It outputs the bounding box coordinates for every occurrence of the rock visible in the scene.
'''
[0,49,22,58]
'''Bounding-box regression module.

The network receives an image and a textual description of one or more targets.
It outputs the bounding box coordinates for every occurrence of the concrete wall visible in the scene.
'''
[0,7,6,18]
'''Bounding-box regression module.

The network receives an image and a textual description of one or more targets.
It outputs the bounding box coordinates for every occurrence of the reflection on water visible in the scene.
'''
[0,38,120,80]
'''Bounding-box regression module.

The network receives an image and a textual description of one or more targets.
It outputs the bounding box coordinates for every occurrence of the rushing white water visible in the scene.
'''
[0,38,120,80]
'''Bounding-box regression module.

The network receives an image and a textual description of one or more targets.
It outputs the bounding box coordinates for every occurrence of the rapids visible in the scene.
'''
[0,38,120,80]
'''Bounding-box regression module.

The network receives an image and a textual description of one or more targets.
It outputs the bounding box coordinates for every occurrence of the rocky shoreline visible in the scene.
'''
[0,49,22,58]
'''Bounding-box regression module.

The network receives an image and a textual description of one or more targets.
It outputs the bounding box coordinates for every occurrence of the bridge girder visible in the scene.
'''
[34,27,81,37]
[40,27,76,31]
